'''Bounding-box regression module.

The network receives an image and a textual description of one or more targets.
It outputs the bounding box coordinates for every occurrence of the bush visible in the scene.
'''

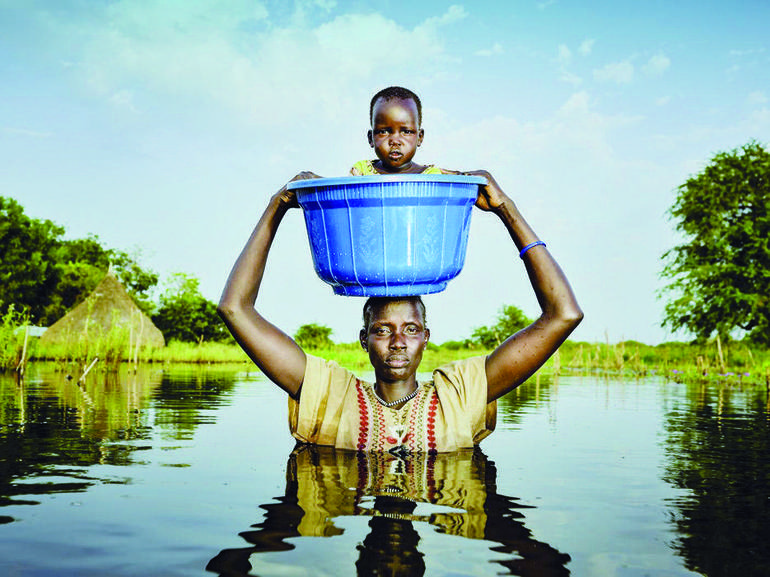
[294,323,334,349]
[472,304,532,349]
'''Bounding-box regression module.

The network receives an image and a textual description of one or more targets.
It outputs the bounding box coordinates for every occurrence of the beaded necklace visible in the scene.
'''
[373,385,419,408]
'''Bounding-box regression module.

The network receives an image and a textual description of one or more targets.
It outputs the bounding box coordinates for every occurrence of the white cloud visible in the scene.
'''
[642,52,670,76]
[420,4,468,28]
[560,70,583,86]
[103,0,269,37]
[655,95,671,106]
[422,91,654,344]
[66,4,461,126]
[559,91,592,114]
[729,47,765,57]
[312,0,337,11]
[108,89,139,113]
[556,43,583,84]
[749,107,770,127]
[593,60,634,84]
[475,42,503,57]
[579,39,595,56]
[748,91,768,105]
[2,126,54,139]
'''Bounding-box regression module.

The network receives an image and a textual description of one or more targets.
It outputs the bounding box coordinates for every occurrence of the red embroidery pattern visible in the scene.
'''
[356,380,440,453]
[373,401,387,452]
[355,380,370,451]
[406,389,423,452]
[425,453,437,501]
[355,451,369,501]
[426,389,439,454]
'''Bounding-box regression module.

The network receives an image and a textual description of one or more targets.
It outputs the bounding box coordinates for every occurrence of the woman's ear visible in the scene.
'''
[359,329,368,351]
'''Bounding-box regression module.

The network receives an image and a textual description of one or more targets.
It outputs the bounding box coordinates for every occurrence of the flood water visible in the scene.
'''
[1,363,768,576]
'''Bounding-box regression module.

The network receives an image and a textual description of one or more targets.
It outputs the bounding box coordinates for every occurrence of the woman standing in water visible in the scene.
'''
[217,86,582,453]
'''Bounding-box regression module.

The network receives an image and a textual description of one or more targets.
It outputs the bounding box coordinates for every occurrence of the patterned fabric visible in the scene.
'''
[289,355,496,453]
[349,159,443,175]
[289,446,492,539]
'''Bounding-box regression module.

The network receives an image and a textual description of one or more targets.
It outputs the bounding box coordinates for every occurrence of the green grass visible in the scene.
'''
[144,340,252,363]
[11,314,770,387]
[0,306,30,371]
[34,337,252,366]
[558,339,770,386]
[33,317,135,367]
[303,342,487,373]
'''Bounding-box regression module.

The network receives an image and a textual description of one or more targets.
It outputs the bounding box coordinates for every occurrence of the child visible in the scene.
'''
[350,86,443,176]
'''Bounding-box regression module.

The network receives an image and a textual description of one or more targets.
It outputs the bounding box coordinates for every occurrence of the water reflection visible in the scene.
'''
[7,363,770,575]
[0,364,240,524]
[662,381,770,577]
[207,445,571,576]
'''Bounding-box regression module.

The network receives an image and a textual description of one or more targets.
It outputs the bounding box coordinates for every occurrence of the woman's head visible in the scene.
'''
[359,296,430,383]
[367,86,424,173]
[362,296,427,332]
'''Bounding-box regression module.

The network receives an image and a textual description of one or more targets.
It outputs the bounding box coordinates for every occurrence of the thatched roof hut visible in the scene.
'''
[40,271,165,348]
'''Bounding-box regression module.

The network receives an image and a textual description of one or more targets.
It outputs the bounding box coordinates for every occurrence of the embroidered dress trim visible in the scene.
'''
[354,379,438,454]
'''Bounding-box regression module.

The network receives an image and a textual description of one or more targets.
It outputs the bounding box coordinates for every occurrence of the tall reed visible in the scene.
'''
[36,308,145,370]
[0,305,29,371]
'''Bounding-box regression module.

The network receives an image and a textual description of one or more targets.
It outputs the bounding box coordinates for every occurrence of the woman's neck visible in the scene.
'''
[374,377,418,405]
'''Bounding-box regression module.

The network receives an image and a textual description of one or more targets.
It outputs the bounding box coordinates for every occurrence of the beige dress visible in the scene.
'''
[289,355,497,453]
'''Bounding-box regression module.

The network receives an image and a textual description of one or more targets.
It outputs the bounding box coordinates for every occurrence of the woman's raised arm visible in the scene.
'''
[466,170,583,402]
[217,173,320,397]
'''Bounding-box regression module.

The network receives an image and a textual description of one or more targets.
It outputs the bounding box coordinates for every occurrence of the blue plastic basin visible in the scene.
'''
[288,174,486,296]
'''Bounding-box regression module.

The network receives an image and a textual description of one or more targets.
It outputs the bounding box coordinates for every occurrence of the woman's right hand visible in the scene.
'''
[275,171,321,209]
[465,170,510,213]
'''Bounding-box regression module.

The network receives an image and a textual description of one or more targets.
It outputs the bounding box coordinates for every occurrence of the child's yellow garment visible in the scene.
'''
[350,160,443,175]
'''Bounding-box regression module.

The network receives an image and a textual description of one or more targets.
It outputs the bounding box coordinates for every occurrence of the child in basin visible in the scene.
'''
[219,86,583,453]
[350,86,443,176]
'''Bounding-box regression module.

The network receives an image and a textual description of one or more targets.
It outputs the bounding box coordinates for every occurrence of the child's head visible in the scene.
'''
[369,86,422,126]
[367,86,425,173]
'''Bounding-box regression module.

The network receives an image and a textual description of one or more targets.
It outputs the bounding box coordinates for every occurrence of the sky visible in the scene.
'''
[2,0,768,346]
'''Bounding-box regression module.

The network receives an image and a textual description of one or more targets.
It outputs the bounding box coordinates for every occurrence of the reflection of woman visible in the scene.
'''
[207,446,570,576]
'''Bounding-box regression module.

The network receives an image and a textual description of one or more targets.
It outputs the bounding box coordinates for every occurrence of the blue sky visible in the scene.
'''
[2,0,768,345]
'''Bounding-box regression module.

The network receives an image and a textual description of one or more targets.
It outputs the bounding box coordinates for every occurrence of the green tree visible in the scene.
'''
[152,273,230,343]
[105,247,158,315]
[53,235,158,317]
[0,197,64,323]
[0,198,158,325]
[294,323,334,349]
[660,141,770,344]
[41,260,106,323]
[471,304,532,349]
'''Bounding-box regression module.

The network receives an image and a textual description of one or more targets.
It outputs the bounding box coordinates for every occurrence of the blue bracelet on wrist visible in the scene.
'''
[519,240,546,259]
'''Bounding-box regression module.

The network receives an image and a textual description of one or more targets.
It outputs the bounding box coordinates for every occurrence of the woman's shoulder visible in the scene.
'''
[426,356,488,397]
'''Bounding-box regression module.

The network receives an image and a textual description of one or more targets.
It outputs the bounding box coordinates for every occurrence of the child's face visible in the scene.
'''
[367,97,424,173]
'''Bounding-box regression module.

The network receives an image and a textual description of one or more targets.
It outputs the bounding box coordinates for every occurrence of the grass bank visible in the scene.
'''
[9,316,770,387]
[300,342,486,373]
[559,339,770,387]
